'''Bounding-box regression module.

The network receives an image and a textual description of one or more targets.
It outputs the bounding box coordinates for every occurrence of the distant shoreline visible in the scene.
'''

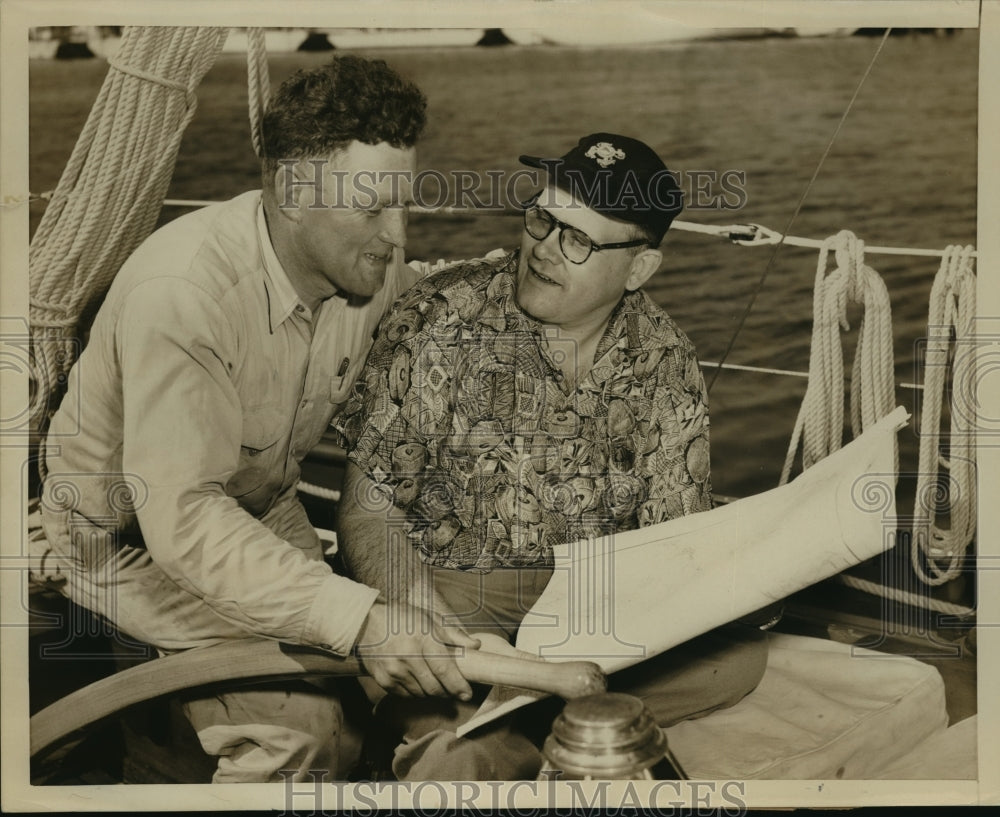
[26,25,873,60]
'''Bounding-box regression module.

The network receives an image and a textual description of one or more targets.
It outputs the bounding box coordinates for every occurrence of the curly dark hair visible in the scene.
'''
[261,55,427,178]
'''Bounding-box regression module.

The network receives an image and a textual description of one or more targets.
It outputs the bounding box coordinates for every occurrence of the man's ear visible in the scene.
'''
[624,248,663,291]
[269,160,310,221]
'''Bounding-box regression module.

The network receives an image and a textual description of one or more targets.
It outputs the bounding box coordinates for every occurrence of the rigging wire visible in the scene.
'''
[29,192,973,260]
[706,27,893,395]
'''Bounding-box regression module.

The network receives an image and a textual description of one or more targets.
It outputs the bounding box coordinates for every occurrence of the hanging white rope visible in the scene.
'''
[911,245,977,586]
[246,28,271,159]
[29,26,229,473]
[780,230,896,485]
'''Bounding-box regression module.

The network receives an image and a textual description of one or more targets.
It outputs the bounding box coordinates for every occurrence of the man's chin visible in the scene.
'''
[513,288,545,323]
[355,269,387,299]
[345,285,379,305]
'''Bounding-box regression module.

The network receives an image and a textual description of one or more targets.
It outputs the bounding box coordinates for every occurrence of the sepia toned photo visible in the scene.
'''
[1,0,996,811]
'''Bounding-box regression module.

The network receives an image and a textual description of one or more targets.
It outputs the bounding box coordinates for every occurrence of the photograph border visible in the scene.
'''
[2,0,996,810]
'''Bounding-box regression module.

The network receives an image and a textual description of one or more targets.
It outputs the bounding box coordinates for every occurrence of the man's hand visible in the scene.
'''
[355,600,481,701]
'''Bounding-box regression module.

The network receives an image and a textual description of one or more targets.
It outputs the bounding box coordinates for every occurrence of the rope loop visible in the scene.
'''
[911,243,977,585]
[780,230,895,485]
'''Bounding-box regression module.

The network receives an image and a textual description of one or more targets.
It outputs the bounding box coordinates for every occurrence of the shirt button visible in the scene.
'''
[319,643,333,651]
[295,305,305,313]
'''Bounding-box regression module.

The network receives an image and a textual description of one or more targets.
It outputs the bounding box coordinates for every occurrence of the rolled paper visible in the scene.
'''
[457,406,910,736]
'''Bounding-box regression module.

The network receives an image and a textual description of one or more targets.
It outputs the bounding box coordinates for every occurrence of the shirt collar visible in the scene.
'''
[256,200,310,330]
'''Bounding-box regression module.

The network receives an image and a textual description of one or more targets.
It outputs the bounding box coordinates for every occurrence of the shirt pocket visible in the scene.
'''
[227,403,284,500]
[328,353,365,405]
[326,361,365,431]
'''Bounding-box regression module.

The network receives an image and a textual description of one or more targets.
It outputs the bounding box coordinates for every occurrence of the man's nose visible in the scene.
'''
[379,207,408,248]
[532,226,562,263]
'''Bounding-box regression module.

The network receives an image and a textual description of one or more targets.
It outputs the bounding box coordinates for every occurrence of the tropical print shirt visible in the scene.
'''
[338,251,712,571]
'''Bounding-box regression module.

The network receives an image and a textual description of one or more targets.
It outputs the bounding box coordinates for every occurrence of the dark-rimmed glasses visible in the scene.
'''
[522,200,648,264]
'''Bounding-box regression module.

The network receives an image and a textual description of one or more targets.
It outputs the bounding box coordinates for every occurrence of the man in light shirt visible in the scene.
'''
[38,55,477,783]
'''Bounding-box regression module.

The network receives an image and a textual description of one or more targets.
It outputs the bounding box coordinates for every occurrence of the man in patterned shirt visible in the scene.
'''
[336,134,767,780]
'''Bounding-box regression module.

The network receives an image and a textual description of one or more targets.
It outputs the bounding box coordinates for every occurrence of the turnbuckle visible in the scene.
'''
[727,223,783,247]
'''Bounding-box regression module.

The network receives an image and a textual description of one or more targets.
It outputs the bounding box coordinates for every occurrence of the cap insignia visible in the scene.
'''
[585,141,626,168]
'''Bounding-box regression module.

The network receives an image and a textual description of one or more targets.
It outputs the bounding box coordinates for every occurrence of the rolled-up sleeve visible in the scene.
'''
[117,277,378,654]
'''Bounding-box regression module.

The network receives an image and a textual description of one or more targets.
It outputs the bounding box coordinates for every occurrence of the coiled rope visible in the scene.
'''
[29,26,229,474]
[246,28,271,159]
[910,245,977,586]
[836,573,974,617]
[780,230,896,485]
[297,480,341,503]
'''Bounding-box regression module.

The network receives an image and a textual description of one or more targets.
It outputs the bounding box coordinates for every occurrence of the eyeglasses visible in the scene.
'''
[522,201,649,265]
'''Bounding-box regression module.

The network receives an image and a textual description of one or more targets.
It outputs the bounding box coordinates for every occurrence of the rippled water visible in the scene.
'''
[29,31,978,500]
